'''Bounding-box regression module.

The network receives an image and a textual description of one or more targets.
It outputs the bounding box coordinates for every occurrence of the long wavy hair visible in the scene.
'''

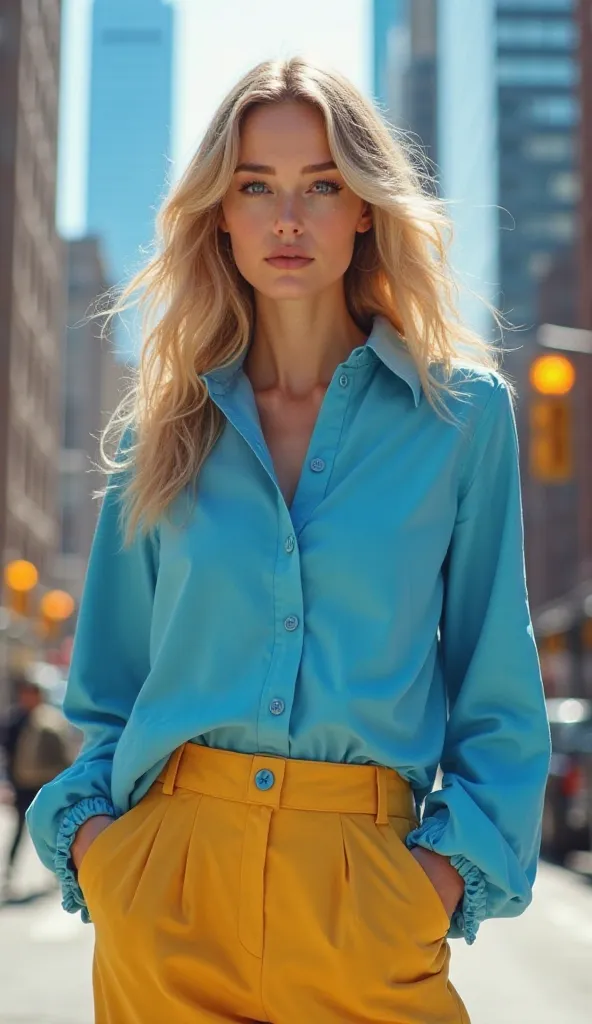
[96,56,505,545]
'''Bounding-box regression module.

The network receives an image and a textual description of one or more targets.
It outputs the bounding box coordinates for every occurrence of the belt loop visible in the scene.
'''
[375,766,389,826]
[162,744,185,795]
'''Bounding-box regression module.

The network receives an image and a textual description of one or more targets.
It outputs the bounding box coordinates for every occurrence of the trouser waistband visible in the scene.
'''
[156,742,416,825]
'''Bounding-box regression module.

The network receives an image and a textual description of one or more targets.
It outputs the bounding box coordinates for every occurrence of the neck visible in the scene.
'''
[245,290,368,399]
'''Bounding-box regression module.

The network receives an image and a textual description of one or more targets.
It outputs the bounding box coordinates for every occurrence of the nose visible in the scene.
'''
[274,193,304,236]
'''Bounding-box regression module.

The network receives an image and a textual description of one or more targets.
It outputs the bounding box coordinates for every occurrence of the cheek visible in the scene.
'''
[314,208,360,263]
[224,202,267,251]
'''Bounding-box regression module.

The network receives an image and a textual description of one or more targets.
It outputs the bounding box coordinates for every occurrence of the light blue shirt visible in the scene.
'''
[26,315,551,945]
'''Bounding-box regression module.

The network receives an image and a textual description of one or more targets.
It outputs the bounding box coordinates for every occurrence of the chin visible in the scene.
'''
[251,280,322,300]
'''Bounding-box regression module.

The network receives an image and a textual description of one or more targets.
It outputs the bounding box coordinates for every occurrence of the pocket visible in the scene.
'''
[76,785,172,917]
[76,812,127,895]
[387,815,451,936]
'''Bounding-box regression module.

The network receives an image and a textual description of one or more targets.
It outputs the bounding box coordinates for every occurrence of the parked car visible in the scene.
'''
[542,697,592,863]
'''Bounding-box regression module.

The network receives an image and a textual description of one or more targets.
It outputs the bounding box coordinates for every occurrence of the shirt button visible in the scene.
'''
[269,698,285,716]
[255,768,275,791]
[310,457,325,473]
[339,373,349,387]
[284,615,299,631]
[285,534,295,554]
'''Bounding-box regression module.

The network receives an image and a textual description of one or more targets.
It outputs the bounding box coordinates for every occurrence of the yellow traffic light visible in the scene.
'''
[4,560,38,592]
[529,396,573,483]
[530,353,575,395]
[40,590,75,623]
[4,559,39,616]
[40,590,75,639]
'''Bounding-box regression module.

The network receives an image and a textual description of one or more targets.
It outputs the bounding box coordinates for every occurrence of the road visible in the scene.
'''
[1,806,591,1023]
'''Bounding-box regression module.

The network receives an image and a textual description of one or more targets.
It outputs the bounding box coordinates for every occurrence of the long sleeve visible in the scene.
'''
[404,378,552,944]
[26,438,158,921]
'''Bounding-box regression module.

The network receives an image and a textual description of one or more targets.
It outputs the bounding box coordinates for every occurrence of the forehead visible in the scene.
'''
[238,102,331,163]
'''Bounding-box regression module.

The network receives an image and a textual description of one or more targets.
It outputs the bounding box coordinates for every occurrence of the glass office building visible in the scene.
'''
[372,0,581,344]
[86,0,174,360]
[496,0,580,335]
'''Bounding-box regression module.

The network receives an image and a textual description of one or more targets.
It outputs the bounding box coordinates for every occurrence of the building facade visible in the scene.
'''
[438,0,498,340]
[373,0,438,167]
[580,0,592,330]
[496,0,580,343]
[0,0,64,585]
[86,0,174,362]
[53,237,123,604]
[372,0,405,123]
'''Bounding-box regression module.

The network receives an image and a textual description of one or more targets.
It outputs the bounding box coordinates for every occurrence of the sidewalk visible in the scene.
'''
[0,804,95,1023]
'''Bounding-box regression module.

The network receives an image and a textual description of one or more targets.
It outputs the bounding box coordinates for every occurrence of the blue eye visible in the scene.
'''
[238,179,342,196]
[239,181,269,195]
[311,179,342,195]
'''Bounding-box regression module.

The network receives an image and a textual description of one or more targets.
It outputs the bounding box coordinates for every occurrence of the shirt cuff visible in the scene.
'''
[55,796,116,923]
[405,818,488,946]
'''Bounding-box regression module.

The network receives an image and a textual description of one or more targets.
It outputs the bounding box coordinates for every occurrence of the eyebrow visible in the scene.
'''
[234,160,338,175]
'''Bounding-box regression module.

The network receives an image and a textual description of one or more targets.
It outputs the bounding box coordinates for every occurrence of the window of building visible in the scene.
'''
[547,170,581,202]
[61,472,82,555]
[529,94,579,125]
[497,19,577,48]
[528,251,554,279]
[522,212,575,241]
[102,29,163,45]
[523,133,574,160]
[498,56,577,86]
[497,0,573,8]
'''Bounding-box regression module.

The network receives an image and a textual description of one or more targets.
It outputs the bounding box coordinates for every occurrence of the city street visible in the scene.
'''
[1,807,591,1023]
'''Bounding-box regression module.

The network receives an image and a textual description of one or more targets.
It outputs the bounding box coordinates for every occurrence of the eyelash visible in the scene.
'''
[239,178,343,196]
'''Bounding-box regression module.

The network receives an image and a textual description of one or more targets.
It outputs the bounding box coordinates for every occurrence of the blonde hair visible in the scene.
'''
[97,56,505,544]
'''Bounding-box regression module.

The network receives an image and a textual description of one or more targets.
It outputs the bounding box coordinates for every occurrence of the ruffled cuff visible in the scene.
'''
[55,796,116,923]
[405,818,488,946]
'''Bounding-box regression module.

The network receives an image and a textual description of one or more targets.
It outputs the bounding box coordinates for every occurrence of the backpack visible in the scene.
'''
[11,703,74,789]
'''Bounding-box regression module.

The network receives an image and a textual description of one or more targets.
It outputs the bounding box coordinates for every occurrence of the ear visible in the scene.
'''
[218,208,228,233]
[356,202,373,234]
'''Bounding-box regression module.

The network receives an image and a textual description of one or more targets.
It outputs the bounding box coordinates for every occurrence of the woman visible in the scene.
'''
[27,58,551,1023]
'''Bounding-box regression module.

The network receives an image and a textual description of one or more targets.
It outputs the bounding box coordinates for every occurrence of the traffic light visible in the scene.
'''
[529,354,575,484]
[3,560,39,616]
[40,589,75,639]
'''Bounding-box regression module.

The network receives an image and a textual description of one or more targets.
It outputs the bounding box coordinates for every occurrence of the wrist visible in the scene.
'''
[71,814,114,867]
[411,846,465,904]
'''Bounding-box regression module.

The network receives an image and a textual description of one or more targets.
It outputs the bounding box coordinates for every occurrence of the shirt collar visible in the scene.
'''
[363,315,422,407]
[204,314,422,407]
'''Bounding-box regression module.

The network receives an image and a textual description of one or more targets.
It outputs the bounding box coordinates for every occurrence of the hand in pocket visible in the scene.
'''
[408,846,464,919]
[72,814,115,872]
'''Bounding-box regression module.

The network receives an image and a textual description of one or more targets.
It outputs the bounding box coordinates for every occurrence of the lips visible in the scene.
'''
[265,255,314,270]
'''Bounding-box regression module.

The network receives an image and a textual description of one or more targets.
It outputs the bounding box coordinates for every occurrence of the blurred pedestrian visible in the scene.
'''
[26,58,551,1023]
[1,671,73,894]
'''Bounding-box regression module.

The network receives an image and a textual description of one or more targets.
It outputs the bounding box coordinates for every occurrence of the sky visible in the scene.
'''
[57,0,370,238]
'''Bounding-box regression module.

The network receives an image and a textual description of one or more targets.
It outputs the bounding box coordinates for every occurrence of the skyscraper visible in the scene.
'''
[86,0,174,361]
[496,0,580,339]
[579,0,592,331]
[0,0,64,583]
[372,0,407,125]
[372,0,497,340]
[373,0,581,346]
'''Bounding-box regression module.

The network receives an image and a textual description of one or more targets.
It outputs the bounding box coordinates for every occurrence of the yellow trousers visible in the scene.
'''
[78,743,471,1023]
